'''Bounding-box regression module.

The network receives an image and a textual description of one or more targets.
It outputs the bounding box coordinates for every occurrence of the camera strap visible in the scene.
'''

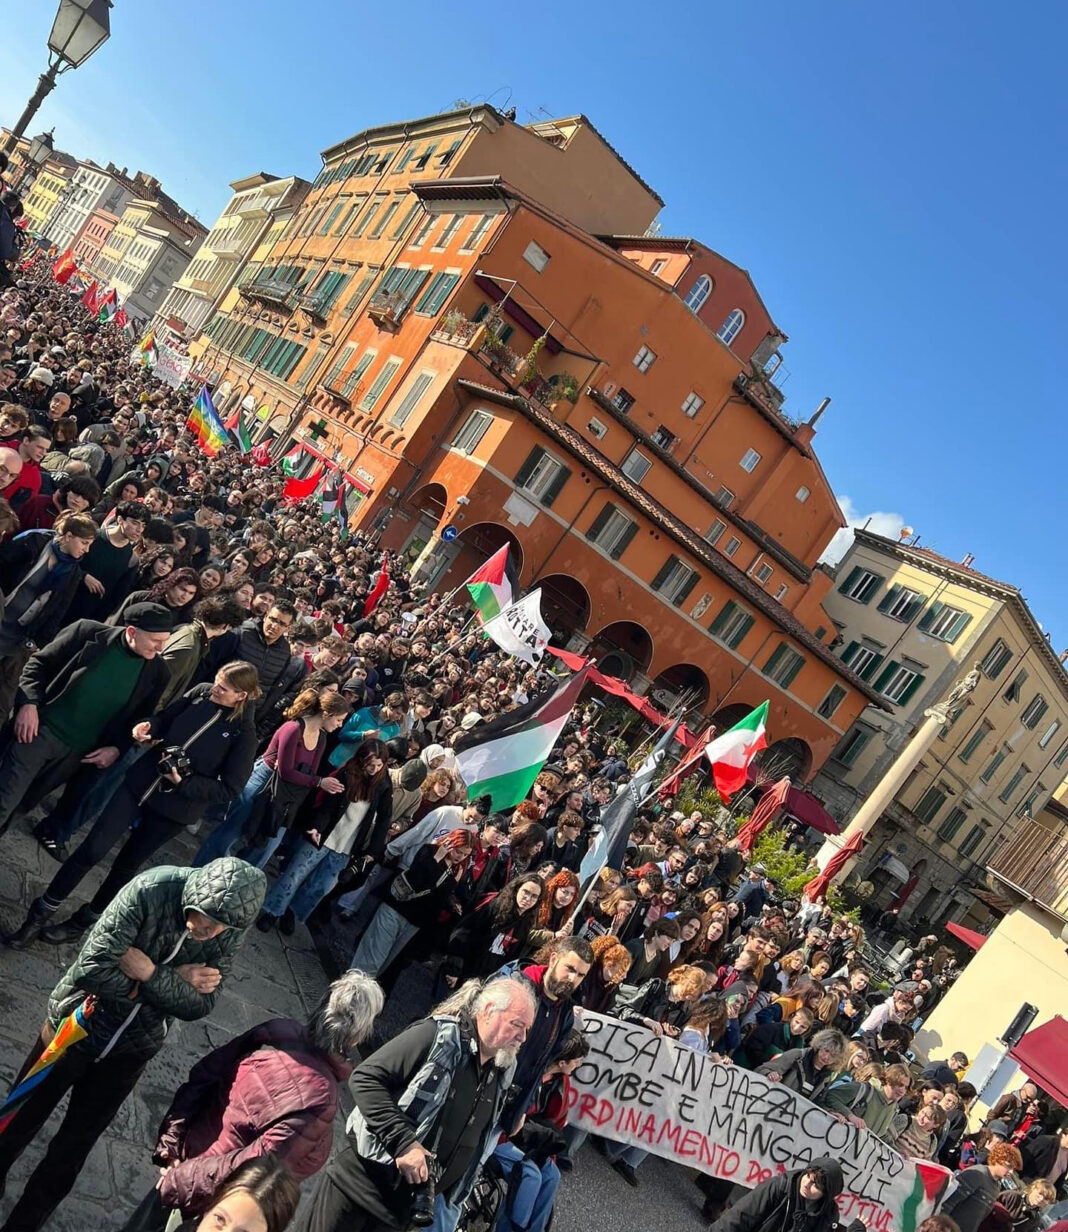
[139,708,223,806]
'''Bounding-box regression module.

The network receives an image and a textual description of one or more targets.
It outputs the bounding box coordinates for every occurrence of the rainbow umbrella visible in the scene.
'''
[0,998,95,1135]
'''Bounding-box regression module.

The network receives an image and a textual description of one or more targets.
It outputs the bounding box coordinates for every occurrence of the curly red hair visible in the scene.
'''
[536,869,579,927]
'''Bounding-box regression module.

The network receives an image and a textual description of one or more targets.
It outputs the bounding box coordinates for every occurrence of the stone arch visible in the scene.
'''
[754,736,813,782]
[448,521,525,587]
[589,620,654,682]
[709,702,755,732]
[537,574,591,645]
[649,663,711,712]
[407,481,448,524]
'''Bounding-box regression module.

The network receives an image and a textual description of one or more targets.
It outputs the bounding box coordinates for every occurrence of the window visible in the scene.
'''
[1021,694,1048,730]
[1039,719,1060,749]
[980,639,1013,680]
[838,566,884,604]
[650,557,699,606]
[724,536,741,557]
[621,448,652,482]
[389,371,435,429]
[409,215,436,249]
[452,408,493,455]
[795,486,810,503]
[876,585,925,623]
[709,600,754,649]
[369,200,400,238]
[1021,782,1046,817]
[937,807,968,843]
[705,519,726,545]
[818,684,847,720]
[359,357,402,410]
[740,448,761,473]
[840,640,884,681]
[755,563,773,584]
[681,391,704,417]
[651,425,677,451]
[324,342,357,390]
[391,202,421,239]
[684,274,712,312]
[612,388,635,413]
[763,643,806,689]
[981,747,1008,783]
[1056,741,1068,768]
[586,504,639,559]
[633,345,657,373]
[411,142,438,171]
[414,271,460,315]
[586,417,608,440]
[919,602,972,643]
[716,486,735,509]
[999,765,1029,803]
[341,348,376,397]
[320,203,344,235]
[959,825,985,858]
[460,213,493,253]
[914,783,948,825]
[514,446,571,507]
[523,240,550,272]
[438,139,462,167]
[1004,670,1028,703]
[959,721,993,764]
[875,661,925,704]
[650,258,666,275]
[775,584,789,601]
[834,726,871,767]
[717,309,745,345]
[431,213,463,250]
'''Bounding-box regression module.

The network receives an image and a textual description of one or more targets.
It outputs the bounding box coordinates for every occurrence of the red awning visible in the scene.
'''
[1009,1016,1068,1109]
[783,786,840,836]
[946,921,987,951]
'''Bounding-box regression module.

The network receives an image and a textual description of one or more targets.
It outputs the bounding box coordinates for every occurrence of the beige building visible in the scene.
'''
[811,529,1068,928]
[89,183,206,325]
[155,173,310,346]
[20,151,77,233]
[44,160,143,254]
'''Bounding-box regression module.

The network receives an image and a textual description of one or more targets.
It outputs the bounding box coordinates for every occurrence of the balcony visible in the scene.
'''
[987,817,1068,921]
[239,276,295,311]
[296,289,335,323]
[367,291,410,329]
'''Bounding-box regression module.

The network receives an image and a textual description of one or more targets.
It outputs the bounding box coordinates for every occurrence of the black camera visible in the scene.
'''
[409,1155,440,1228]
[158,747,193,781]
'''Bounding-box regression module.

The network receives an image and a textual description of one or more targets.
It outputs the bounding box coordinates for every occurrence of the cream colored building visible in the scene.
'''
[811,529,1068,928]
[21,152,77,233]
[155,173,310,345]
[44,161,142,254]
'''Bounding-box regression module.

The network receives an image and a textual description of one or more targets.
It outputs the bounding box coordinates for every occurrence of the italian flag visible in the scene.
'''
[703,701,769,801]
[455,668,590,810]
[464,544,515,623]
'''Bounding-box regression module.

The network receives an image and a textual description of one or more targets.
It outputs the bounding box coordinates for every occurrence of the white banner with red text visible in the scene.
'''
[566,1013,950,1232]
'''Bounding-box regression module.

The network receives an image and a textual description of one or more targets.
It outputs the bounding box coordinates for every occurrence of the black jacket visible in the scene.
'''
[16,620,169,747]
[204,619,305,718]
[1020,1133,1067,1185]
[712,1156,845,1232]
[0,530,85,647]
[124,685,258,823]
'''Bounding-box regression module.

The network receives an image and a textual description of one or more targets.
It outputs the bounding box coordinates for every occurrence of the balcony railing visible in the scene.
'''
[987,816,1068,920]
[367,291,411,329]
[239,276,296,311]
[296,289,334,322]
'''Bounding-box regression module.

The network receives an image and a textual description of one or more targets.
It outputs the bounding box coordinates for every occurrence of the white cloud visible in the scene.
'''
[819,495,908,566]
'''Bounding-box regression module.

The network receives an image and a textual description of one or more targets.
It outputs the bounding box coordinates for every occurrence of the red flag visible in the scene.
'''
[52,250,77,285]
[250,442,272,467]
[363,555,391,615]
[80,281,99,313]
[282,465,323,504]
[114,308,128,329]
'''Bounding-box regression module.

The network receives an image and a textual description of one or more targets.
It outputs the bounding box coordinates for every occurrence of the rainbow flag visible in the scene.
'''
[187,386,229,457]
[0,999,94,1135]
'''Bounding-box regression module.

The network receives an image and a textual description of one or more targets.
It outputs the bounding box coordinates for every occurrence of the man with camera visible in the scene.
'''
[294,977,536,1232]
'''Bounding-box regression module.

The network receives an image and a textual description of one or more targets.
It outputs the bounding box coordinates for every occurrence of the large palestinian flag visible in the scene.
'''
[454,667,590,810]
[703,701,768,801]
[464,544,517,623]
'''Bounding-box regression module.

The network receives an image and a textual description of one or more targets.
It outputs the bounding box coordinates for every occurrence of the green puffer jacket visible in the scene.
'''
[48,858,266,1061]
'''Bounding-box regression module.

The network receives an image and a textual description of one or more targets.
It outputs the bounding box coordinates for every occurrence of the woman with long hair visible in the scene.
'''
[257,738,391,934]
[182,1158,300,1232]
[582,885,639,939]
[578,934,633,1013]
[525,869,580,951]
[695,912,728,966]
[506,820,548,879]
[444,874,545,983]
[110,565,201,625]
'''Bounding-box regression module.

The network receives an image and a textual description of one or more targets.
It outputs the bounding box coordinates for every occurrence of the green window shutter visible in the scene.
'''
[586,505,612,543]
[944,611,972,644]
[710,601,739,638]
[902,593,925,622]
[540,464,571,508]
[673,570,698,608]
[610,521,638,560]
[899,673,925,705]
[918,601,943,632]
[877,585,901,614]
[841,641,859,665]
[473,302,490,322]
[651,558,676,592]
[780,653,804,689]
[731,614,755,648]
[860,652,884,682]
[763,644,786,677]
[873,660,899,692]
[838,566,861,596]
[514,447,545,487]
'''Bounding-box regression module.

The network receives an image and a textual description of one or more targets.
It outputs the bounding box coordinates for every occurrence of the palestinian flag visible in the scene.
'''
[282,465,323,504]
[96,288,118,322]
[464,544,518,624]
[281,446,304,476]
[229,407,252,454]
[454,667,590,810]
[703,701,769,801]
[900,1162,952,1232]
[138,329,158,368]
[320,477,343,523]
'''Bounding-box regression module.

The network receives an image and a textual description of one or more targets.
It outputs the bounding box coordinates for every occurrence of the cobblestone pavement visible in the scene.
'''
[0,814,705,1232]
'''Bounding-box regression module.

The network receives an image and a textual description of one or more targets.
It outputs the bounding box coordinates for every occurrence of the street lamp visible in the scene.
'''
[1,0,112,156]
[12,128,55,194]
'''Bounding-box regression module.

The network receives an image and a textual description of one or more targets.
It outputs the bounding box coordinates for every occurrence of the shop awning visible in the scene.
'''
[945,921,987,951]
[783,787,840,836]
[1008,1016,1068,1109]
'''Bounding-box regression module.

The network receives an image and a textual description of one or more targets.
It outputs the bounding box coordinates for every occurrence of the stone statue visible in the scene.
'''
[925,664,982,725]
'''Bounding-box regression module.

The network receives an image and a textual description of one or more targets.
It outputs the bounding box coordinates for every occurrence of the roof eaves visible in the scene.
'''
[320,105,503,163]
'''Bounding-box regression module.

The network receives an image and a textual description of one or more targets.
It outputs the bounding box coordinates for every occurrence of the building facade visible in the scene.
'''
[811,529,1068,928]
[44,161,141,253]
[156,173,310,345]
[20,151,77,234]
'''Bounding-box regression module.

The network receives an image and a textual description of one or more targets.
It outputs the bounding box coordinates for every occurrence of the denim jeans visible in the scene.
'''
[193,758,272,867]
[263,839,348,922]
[604,1140,648,1168]
[350,901,419,976]
[491,1142,561,1232]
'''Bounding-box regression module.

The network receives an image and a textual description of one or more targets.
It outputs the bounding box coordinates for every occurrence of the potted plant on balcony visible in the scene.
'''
[547,371,580,409]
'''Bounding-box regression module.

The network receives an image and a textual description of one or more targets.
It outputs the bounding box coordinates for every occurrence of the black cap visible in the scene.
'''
[122,602,175,634]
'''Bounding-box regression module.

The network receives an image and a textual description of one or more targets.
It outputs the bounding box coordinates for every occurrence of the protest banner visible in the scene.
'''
[567,1013,950,1232]
[482,589,550,665]
[137,342,191,388]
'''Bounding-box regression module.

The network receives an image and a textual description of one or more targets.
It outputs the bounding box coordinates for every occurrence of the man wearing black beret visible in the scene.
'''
[0,602,174,839]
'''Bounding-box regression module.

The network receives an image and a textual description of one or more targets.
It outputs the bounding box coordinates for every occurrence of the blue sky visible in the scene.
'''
[3,0,1065,643]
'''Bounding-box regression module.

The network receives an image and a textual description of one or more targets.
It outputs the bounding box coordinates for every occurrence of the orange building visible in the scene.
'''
[196,107,885,781]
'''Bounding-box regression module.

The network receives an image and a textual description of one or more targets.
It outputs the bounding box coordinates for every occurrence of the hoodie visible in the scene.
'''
[715,1155,845,1232]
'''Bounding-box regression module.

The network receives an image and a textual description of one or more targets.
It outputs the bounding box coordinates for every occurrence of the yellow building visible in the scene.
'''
[21,152,77,234]
[811,529,1068,928]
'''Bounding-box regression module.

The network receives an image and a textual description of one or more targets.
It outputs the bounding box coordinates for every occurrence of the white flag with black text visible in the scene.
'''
[482,589,551,666]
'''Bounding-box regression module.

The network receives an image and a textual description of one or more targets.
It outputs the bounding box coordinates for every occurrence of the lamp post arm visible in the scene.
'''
[2,64,61,156]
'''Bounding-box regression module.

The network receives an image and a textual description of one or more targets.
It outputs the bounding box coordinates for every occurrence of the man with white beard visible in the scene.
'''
[293,978,536,1232]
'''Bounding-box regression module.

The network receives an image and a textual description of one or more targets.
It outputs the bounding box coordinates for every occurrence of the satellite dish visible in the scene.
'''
[899,527,914,540]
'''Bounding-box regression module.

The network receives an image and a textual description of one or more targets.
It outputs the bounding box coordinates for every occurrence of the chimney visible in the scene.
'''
[961,553,975,567]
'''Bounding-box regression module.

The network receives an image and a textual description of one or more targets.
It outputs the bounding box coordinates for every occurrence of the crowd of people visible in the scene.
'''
[0,253,1063,1232]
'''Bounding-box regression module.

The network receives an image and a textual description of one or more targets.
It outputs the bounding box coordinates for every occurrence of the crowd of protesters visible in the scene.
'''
[0,250,1063,1232]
